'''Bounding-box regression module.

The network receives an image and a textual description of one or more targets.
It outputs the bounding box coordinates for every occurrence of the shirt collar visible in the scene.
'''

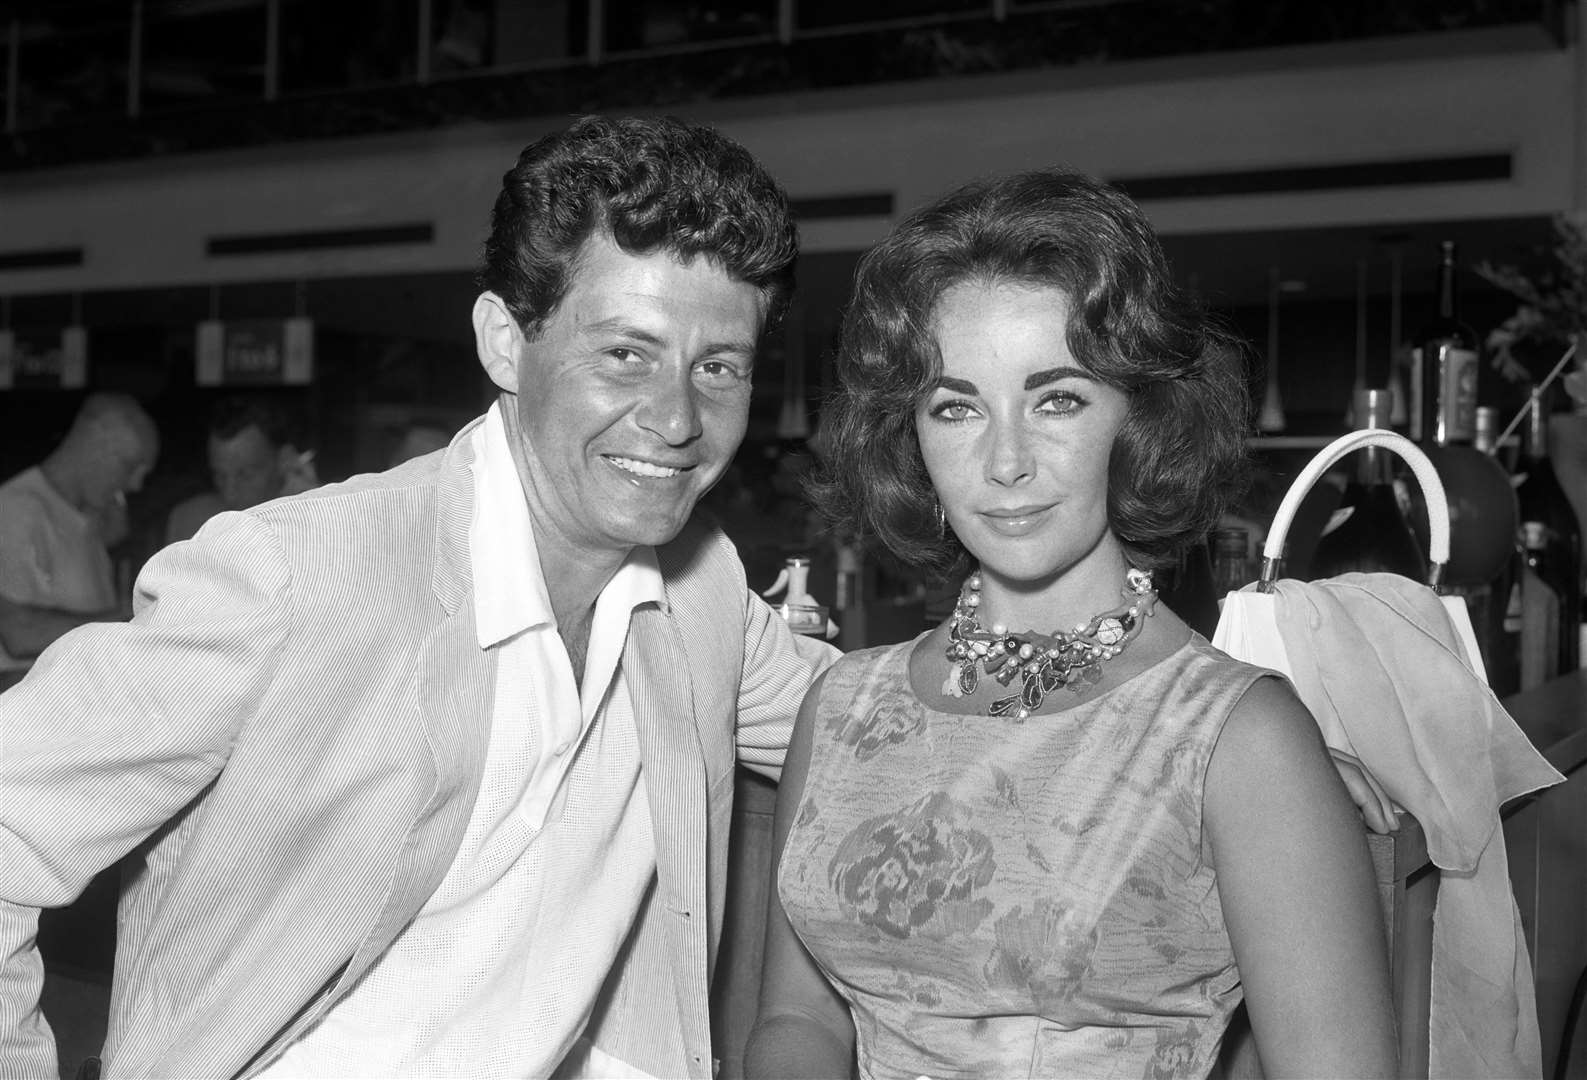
[469,401,666,650]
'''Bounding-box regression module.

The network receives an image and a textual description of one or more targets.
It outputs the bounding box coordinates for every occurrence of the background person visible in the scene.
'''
[0,392,158,675]
[163,393,318,545]
[0,114,835,1080]
[746,169,1397,1080]
[387,418,457,468]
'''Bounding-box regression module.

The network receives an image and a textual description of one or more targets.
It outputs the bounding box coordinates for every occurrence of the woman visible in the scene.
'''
[744,169,1397,1079]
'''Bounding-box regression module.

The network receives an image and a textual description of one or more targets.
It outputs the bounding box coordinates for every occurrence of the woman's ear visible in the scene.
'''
[473,292,522,393]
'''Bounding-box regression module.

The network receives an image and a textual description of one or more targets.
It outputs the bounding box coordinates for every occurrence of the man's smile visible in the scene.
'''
[605,454,691,479]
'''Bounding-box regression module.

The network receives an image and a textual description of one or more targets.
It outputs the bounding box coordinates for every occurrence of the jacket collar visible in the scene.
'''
[430,414,485,616]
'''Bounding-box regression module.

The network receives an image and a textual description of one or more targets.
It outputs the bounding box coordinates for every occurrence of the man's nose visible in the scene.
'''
[638,371,703,445]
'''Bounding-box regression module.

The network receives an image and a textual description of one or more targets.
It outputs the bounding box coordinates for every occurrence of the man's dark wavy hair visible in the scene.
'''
[209,393,301,449]
[477,114,798,335]
[808,167,1251,580]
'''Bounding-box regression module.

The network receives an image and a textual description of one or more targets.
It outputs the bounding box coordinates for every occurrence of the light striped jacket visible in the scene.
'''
[0,416,835,1079]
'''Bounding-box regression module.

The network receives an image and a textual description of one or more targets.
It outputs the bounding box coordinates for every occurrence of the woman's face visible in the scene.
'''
[916,280,1130,589]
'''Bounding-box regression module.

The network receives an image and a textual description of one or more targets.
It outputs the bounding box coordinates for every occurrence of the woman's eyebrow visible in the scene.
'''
[1025,365,1088,390]
[930,376,978,395]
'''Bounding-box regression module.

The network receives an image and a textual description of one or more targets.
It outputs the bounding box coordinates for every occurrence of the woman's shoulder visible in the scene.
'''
[800,636,928,729]
[1204,667,1327,802]
[825,633,921,672]
[1184,633,1284,678]
[1166,634,1299,705]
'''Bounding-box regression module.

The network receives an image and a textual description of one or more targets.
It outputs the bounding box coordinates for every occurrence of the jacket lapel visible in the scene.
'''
[624,605,711,1049]
[357,426,495,973]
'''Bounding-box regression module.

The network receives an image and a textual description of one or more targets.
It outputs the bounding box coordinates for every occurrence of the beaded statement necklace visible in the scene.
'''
[943,567,1157,719]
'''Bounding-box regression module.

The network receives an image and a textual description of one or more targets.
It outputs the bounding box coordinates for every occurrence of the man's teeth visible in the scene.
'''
[610,456,681,478]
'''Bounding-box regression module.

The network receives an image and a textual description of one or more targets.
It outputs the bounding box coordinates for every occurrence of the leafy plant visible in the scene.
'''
[1476,212,1587,407]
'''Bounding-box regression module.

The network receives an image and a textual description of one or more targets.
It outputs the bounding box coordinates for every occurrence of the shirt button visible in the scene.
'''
[553,741,570,756]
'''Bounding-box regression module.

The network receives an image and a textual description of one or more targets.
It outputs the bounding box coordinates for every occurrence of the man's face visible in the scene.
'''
[91,431,157,545]
[499,234,767,558]
[105,440,155,501]
[209,424,284,510]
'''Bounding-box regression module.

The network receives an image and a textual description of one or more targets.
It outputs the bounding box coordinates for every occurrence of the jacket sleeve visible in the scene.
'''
[733,580,840,783]
[0,513,294,1078]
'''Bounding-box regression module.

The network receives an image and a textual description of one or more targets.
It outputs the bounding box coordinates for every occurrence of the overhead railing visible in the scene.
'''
[0,0,1558,157]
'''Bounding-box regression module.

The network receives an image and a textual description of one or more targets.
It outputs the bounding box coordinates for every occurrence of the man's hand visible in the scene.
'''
[1328,748,1397,834]
[279,449,320,496]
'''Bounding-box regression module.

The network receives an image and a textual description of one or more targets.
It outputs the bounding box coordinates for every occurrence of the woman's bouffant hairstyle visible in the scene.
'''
[477,114,799,335]
[808,167,1250,579]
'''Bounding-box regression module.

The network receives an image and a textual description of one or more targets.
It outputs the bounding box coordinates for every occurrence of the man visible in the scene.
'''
[387,418,456,468]
[0,392,159,673]
[0,115,836,1078]
[163,394,318,545]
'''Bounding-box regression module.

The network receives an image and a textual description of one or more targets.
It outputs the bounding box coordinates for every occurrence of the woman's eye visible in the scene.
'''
[1036,391,1084,415]
[929,400,978,422]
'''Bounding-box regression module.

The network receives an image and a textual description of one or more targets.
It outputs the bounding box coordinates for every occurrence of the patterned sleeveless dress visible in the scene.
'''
[777,634,1276,1080]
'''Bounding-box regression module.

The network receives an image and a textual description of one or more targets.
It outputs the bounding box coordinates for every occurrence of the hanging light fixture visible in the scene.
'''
[1388,244,1408,427]
[1257,265,1287,433]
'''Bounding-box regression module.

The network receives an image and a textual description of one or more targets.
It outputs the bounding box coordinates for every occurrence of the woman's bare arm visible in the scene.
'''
[1205,677,1398,1079]
[743,670,858,1079]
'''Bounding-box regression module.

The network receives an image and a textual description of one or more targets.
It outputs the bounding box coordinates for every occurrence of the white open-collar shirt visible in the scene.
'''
[261,403,664,1078]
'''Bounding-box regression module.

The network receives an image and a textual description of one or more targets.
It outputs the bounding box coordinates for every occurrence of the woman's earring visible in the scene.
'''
[935,500,946,538]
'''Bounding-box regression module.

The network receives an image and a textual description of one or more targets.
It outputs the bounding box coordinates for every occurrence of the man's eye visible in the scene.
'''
[697,359,748,382]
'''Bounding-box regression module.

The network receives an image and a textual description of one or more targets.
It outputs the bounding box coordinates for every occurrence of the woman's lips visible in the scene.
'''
[978,504,1054,537]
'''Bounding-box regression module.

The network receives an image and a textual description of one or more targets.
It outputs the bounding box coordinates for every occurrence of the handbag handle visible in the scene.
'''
[1258,428,1450,592]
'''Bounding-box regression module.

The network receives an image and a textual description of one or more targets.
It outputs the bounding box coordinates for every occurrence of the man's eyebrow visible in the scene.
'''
[581,318,665,346]
[1024,365,1089,391]
[580,319,757,357]
[700,338,759,359]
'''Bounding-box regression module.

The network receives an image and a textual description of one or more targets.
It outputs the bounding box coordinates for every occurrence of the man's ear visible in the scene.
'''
[473,292,524,394]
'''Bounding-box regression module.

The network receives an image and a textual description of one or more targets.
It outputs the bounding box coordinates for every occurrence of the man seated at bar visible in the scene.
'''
[0,392,159,674]
[164,393,318,545]
[0,114,835,1078]
[388,418,457,467]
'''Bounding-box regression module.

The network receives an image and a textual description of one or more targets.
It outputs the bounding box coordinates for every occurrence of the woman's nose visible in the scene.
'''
[984,423,1034,487]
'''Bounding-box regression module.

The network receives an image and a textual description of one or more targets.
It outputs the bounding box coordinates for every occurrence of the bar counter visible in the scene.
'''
[1501,668,1587,1080]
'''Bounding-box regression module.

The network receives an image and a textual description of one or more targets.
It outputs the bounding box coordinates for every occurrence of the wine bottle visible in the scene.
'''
[1480,407,1522,697]
[1514,392,1582,685]
[1410,241,1479,446]
[1312,388,1428,581]
[1406,241,1518,590]
[1210,527,1254,596]
[1159,541,1219,639]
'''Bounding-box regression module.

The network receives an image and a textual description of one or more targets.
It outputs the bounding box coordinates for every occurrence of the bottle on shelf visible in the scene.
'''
[1410,241,1480,448]
[762,555,830,637]
[1404,241,1518,590]
[1402,241,1518,686]
[1209,526,1254,597]
[1311,388,1428,582]
[1480,406,1522,697]
[1158,541,1220,640]
[1474,405,1498,453]
[1513,391,1583,687]
[832,539,866,652]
